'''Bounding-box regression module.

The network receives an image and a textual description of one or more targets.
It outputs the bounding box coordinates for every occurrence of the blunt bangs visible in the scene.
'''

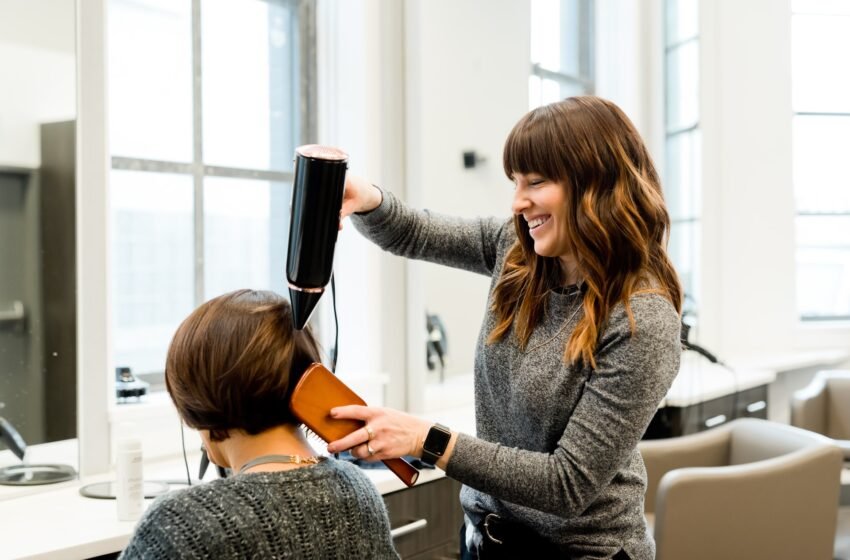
[503,104,572,183]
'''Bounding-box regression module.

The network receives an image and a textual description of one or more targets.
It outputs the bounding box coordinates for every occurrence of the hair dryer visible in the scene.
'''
[287,145,348,330]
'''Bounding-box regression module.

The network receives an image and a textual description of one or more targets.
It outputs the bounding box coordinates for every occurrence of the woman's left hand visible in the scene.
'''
[325,405,430,462]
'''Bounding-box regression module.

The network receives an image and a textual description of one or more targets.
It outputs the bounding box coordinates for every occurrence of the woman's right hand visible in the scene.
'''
[340,174,383,227]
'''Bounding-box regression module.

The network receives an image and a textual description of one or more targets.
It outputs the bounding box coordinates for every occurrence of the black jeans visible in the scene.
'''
[460,521,631,560]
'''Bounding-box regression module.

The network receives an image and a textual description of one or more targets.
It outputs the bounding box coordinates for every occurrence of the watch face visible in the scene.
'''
[424,424,451,455]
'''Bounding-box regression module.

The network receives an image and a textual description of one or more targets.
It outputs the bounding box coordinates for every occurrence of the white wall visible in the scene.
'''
[698,0,845,359]
[318,0,532,412]
[317,0,409,408]
[405,0,530,382]
[0,39,75,167]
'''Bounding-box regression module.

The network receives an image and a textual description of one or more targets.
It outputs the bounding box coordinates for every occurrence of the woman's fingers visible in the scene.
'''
[325,405,373,454]
[330,404,371,421]
[326,407,431,459]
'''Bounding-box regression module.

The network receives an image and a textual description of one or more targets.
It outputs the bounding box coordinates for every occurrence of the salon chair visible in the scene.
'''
[791,370,850,462]
[639,418,843,560]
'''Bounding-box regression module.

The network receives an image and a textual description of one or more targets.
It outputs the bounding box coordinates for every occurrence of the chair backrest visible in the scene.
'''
[791,374,828,435]
[824,371,850,440]
[791,370,850,441]
[728,417,834,464]
[649,418,843,560]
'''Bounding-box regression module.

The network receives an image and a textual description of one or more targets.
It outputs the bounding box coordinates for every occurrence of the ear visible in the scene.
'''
[200,430,228,468]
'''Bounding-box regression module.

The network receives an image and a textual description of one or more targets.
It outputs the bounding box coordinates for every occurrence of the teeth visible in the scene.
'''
[528,216,549,229]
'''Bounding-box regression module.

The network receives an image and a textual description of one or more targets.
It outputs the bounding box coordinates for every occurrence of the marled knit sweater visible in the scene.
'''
[352,191,681,560]
[119,458,399,560]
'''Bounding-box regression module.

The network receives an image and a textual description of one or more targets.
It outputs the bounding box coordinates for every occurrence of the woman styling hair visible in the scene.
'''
[327,96,682,560]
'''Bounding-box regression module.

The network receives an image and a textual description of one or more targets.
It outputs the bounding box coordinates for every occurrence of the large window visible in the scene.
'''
[529,0,595,109]
[791,0,850,321]
[108,0,314,379]
[664,0,700,318]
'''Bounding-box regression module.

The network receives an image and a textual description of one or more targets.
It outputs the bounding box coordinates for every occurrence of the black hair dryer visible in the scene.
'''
[287,145,348,330]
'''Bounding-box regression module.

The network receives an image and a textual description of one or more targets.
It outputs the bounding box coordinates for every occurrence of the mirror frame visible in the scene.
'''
[76,0,112,477]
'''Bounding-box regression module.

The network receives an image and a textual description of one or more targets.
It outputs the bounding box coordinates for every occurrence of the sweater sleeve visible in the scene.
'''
[445,294,681,517]
[350,189,512,277]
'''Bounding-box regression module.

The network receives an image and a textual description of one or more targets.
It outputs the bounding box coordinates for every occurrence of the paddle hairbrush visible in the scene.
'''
[290,363,419,487]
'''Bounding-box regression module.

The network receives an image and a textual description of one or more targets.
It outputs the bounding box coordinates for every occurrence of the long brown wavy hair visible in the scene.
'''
[489,96,682,368]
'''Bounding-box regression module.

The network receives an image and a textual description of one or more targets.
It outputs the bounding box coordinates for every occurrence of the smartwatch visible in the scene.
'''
[421,423,452,466]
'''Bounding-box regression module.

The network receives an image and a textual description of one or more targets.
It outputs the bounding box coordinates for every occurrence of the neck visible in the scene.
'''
[559,255,582,286]
[212,425,319,474]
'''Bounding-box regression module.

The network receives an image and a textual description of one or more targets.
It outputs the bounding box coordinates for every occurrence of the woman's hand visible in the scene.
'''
[325,405,430,462]
[339,173,383,230]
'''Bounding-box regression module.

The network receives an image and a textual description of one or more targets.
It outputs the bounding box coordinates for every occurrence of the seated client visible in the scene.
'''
[120,289,399,559]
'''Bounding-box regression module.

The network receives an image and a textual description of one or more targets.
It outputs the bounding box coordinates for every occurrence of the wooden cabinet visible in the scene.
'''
[384,476,464,560]
[643,384,769,439]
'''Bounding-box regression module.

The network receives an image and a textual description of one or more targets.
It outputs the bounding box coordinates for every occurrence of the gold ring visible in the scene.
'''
[367,444,375,456]
[365,425,375,440]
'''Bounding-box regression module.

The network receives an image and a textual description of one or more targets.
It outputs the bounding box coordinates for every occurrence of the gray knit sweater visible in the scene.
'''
[352,191,681,560]
[119,458,399,560]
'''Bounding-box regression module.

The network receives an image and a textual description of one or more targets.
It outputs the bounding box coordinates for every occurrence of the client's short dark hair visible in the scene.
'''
[165,289,321,441]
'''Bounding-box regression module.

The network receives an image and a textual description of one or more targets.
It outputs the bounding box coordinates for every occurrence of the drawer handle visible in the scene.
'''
[746,400,767,413]
[705,414,727,428]
[391,518,428,539]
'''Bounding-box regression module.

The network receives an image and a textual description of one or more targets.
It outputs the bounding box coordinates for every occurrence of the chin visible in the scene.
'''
[532,242,557,258]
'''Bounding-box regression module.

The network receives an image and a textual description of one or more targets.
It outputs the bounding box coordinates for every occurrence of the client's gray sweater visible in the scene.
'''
[119,459,399,559]
[353,191,681,560]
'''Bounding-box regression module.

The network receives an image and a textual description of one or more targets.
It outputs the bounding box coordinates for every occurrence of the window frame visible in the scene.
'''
[529,0,596,107]
[77,0,317,476]
[663,0,701,325]
[108,0,317,386]
[790,4,850,322]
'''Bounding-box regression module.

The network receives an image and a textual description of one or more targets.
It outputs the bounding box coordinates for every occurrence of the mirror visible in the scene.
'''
[0,0,77,465]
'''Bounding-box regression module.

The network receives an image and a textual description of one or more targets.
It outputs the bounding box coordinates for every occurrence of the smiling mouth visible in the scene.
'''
[527,216,550,231]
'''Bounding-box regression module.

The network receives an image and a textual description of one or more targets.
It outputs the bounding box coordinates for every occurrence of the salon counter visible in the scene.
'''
[0,452,450,560]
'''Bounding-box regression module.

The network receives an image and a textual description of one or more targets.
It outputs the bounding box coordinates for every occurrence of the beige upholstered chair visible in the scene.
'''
[639,418,843,560]
[791,370,850,462]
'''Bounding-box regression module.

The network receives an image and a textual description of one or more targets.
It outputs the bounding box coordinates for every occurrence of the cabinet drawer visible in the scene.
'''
[734,385,768,419]
[698,392,735,431]
[383,477,464,559]
[643,384,771,439]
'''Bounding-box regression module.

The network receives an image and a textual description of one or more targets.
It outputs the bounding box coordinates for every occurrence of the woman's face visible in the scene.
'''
[511,172,571,259]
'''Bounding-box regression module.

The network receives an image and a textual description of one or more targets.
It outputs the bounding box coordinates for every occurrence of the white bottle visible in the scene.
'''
[115,434,144,521]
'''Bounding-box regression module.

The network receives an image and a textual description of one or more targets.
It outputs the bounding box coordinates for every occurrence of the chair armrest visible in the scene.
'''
[791,376,828,435]
[638,427,730,514]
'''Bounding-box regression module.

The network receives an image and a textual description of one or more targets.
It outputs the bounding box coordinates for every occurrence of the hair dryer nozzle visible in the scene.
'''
[289,285,324,330]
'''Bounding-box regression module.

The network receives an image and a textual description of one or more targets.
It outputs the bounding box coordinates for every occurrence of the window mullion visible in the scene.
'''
[531,63,593,90]
[192,0,204,306]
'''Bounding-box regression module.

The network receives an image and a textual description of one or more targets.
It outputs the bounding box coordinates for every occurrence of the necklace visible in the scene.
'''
[517,296,584,358]
[238,454,326,475]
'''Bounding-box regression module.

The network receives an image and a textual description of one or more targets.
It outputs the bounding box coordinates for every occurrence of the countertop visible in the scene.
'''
[0,449,450,560]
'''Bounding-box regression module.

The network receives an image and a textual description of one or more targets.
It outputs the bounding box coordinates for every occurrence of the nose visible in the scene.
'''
[512,186,531,215]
